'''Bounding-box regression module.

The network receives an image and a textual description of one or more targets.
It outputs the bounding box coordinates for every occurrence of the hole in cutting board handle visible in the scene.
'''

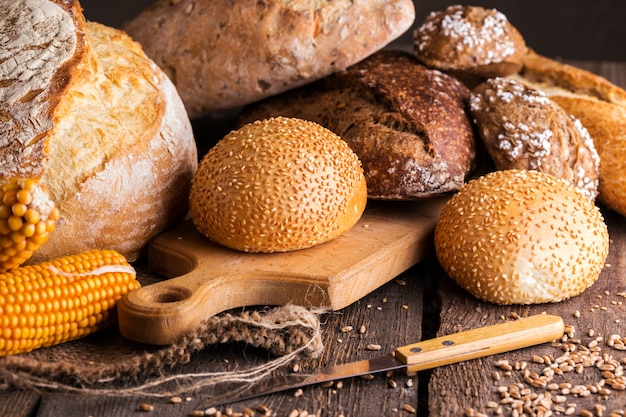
[141,284,193,304]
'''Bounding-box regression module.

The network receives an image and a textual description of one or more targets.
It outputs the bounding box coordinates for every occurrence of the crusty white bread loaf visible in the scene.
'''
[510,51,626,217]
[123,0,416,118]
[0,0,198,262]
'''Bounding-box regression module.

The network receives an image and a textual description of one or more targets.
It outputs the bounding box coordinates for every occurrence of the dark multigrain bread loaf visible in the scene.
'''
[469,77,599,200]
[238,50,478,200]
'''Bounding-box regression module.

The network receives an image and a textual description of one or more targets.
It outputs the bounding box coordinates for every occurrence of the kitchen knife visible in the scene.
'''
[204,313,564,407]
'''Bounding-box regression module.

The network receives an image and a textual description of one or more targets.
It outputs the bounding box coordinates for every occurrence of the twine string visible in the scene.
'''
[0,304,326,398]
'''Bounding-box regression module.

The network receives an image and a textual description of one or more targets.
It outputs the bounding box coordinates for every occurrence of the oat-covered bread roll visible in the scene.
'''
[0,0,198,262]
[239,51,478,200]
[123,0,415,118]
[510,51,626,217]
[414,5,527,86]
[469,77,599,200]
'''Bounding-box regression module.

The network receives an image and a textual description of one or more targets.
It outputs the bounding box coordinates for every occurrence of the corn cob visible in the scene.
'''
[0,249,140,356]
[0,178,60,272]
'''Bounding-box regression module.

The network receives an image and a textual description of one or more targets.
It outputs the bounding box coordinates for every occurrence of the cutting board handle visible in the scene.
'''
[117,238,331,345]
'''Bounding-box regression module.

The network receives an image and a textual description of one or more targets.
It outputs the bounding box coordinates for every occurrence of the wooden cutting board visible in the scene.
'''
[117,198,447,345]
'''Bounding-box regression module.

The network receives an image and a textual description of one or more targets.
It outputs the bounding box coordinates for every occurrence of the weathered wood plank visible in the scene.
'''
[232,264,426,416]
[0,390,39,417]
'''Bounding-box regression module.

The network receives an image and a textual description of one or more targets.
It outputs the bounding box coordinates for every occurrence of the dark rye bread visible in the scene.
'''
[239,51,478,200]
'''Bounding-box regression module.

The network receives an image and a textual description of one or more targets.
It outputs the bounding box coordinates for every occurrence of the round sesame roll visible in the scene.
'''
[434,169,609,305]
[189,117,367,253]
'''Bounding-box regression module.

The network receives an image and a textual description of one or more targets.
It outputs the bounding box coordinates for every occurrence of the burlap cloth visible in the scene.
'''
[0,304,325,398]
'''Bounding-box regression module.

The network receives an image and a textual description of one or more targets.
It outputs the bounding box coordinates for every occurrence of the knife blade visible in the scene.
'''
[204,313,564,407]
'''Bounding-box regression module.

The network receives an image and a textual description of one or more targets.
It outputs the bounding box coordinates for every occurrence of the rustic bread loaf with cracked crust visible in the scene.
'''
[469,77,599,201]
[509,50,626,217]
[413,5,527,86]
[239,50,478,200]
[0,0,198,262]
[123,0,415,119]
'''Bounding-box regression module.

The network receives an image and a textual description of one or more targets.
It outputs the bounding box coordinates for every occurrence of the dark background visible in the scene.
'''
[80,0,626,61]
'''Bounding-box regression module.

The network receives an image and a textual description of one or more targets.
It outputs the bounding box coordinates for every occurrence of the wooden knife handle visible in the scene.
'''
[395,314,565,373]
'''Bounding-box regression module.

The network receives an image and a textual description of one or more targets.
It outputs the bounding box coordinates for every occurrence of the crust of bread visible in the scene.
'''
[123,0,415,118]
[517,50,626,107]
[0,0,91,179]
[32,22,198,262]
[548,95,626,217]
[1,1,197,263]
[239,51,477,200]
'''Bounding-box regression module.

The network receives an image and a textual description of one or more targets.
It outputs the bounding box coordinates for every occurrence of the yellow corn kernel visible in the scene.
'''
[0,178,60,272]
[0,249,140,356]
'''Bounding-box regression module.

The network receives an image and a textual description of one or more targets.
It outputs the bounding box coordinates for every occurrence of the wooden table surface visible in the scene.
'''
[1,60,625,417]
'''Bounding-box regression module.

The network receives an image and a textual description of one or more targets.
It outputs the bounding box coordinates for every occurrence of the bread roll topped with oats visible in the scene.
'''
[469,77,600,201]
[0,0,197,262]
[414,5,527,85]
[510,50,626,218]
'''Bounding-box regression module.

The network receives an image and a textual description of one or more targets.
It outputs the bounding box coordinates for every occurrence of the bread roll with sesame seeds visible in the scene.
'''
[434,169,609,305]
[189,117,367,253]
[469,77,600,201]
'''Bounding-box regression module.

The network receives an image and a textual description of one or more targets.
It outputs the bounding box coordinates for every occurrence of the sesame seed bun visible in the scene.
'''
[190,117,367,253]
[434,169,609,304]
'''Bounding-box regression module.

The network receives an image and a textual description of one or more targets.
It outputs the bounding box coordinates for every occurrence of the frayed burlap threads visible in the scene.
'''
[0,304,326,398]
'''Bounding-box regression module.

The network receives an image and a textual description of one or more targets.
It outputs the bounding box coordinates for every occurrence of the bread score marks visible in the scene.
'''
[239,51,478,200]
[469,77,600,200]
[41,21,166,205]
[33,22,196,263]
[0,0,79,179]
